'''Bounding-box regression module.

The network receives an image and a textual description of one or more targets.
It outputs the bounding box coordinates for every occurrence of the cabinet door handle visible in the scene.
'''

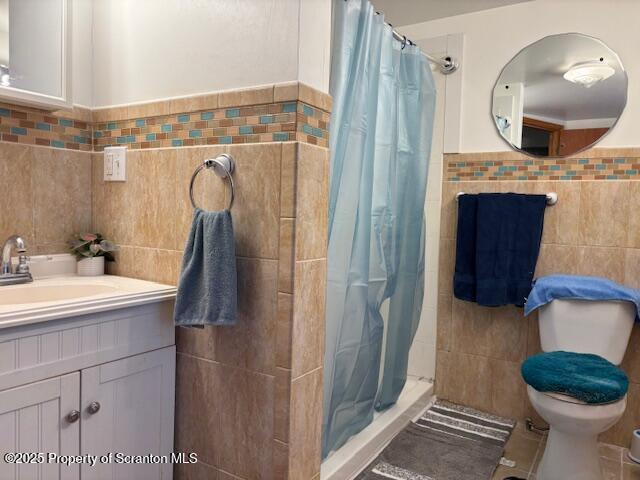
[87,402,101,415]
[66,410,80,423]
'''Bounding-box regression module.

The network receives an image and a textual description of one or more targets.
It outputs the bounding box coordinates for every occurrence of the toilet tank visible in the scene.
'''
[538,299,636,365]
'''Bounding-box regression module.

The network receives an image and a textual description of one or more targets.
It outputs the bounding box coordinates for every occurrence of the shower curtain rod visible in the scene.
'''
[373,10,459,74]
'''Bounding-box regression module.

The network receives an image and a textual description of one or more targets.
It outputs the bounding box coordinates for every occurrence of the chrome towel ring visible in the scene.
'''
[189,153,236,210]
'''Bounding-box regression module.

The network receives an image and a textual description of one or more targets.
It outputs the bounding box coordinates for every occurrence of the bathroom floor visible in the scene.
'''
[492,423,640,480]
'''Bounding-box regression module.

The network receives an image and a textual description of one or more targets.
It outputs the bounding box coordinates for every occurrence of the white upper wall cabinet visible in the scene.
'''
[0,0,71,109]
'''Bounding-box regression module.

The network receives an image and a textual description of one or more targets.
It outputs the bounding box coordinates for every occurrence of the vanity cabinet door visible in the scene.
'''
[0,373,80,480]
[80,346,175,480]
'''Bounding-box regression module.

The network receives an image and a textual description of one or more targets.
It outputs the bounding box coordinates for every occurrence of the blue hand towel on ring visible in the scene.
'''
[174,208,237,327]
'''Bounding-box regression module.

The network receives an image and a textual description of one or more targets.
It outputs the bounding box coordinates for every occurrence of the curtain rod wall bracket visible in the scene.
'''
[438,56,459,74]
[390,29,459,74]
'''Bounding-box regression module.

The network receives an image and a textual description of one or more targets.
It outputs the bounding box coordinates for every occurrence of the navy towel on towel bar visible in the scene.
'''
[454,193,547,307]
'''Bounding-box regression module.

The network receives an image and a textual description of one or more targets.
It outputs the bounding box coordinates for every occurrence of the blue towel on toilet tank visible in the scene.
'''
[174,209,237,327]
[525,274,640,321]
[454,193,547,307]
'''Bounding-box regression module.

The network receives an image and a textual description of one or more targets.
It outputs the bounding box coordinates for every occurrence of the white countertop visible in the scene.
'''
[0,274,177,330]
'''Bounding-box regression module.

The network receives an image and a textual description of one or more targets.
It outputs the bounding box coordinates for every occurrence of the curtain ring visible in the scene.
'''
[401,35,407,50]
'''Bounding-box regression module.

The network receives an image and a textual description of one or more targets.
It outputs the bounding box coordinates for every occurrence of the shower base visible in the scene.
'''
[320,376,434,480]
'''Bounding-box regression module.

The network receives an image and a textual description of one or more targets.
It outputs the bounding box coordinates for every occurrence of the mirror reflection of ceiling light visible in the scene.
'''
[563,61,615,88]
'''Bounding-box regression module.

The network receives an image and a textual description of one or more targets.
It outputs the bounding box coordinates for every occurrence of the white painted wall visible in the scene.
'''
[298,0,332,94]
[90,0,331,107]
[399,0,640,152]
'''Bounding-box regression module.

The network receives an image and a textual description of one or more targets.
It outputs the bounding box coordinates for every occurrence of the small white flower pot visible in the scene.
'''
[77,256,105,276]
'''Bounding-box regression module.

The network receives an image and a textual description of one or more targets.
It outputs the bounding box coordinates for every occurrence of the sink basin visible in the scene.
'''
[0,284,121,306]
[0,254,177,329]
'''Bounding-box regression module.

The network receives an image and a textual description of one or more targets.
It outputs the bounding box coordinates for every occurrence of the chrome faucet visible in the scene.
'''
[0,235,32,285]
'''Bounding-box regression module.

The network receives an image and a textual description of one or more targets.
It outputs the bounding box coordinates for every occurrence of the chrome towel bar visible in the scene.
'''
[456,191,558,206]
[189,153,236,211]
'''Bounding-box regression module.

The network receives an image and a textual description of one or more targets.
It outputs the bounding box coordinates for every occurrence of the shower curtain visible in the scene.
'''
[323,0,437,457]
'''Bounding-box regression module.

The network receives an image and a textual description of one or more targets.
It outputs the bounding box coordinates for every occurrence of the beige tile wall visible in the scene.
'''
[436,151,640,448]
[0,83,329,479]
[93,141,329,479]
[0,143,91,255]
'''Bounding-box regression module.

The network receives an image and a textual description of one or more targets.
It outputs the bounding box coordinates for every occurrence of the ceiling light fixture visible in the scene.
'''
[563,61,615,88]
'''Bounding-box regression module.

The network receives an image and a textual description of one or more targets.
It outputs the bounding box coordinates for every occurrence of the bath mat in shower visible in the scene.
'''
[356,400,516,480]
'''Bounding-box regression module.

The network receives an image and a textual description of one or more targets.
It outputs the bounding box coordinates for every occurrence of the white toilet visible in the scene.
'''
[526,298,636,480]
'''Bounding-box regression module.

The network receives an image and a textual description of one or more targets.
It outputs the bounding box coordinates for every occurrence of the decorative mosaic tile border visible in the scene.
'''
[93,101,329,151]
[0,83,331,153]
[0,104,92,152]
[297,103,330,147]
[446,155,640,181]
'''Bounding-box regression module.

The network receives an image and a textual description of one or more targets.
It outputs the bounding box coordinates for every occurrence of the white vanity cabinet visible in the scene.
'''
[81,347,175,480]
[0,373,80,480]
[0,299,176,480]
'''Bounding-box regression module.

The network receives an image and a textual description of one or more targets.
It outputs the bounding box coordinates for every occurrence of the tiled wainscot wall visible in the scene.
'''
[99,139,329,480]
[96,82,331,480]
[436,149,640,449]
[0,82,331,480]
[0,105,93,255]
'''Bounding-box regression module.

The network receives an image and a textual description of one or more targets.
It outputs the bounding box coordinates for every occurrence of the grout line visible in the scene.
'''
[298,141,333,151]
[618,444,624,467]
[0,140,94,154]
[176,351,276,379]
[291,365,322,382]
[527,437,544,478]
[295,257,327,264]
[94,140,320,153]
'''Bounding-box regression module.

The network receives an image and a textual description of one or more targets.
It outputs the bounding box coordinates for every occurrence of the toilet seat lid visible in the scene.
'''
[521,351,628,405]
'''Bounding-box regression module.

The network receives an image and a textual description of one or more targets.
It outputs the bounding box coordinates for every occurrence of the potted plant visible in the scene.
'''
[69,233,119,276]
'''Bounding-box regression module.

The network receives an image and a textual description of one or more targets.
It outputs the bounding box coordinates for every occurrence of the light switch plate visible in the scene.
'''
[103,146,127,181]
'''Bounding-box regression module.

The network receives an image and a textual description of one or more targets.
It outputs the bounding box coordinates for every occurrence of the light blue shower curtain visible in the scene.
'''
[322,0,437,457]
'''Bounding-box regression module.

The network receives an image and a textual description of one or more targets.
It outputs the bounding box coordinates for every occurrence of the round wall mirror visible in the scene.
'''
[492,33,627,157]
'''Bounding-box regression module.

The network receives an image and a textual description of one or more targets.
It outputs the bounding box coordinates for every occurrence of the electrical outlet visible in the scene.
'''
[103,146,127,181]
[105,152,114,175]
